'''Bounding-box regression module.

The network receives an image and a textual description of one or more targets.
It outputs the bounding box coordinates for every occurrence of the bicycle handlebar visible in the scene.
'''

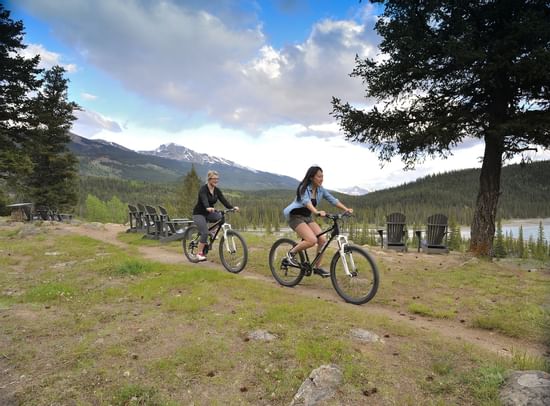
[216,208,238,214]
[323,212,353,220]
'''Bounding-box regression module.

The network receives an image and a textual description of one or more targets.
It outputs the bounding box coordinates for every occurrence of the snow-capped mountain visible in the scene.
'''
[140,143,231,166]
[69,134,298,190]
[335,186,369,196]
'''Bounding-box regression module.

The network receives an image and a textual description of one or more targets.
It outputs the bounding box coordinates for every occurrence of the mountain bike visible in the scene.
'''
[182,209,248,273]
[268,212,379,305]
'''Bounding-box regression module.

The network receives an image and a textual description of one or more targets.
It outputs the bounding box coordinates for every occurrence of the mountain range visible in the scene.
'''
[69,134,369,194]
[69,134,299,191]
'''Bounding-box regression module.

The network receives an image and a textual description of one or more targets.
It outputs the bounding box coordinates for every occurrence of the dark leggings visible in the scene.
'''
[193,212,222,243]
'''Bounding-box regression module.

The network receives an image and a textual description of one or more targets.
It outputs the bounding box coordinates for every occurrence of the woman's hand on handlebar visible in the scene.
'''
[233,206,240,212]
[345,208,353,214]
[316,210,326,217]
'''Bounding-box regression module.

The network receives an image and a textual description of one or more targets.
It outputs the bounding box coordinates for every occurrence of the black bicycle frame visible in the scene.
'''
[300,216,342,268]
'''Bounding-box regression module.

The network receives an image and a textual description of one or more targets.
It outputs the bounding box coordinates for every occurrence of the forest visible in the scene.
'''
[76,159,550,229]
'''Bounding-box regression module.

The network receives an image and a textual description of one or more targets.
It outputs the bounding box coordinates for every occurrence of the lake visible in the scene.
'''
[461,218,550,242]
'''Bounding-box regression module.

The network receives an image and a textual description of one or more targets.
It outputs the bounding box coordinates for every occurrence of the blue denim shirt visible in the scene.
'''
[283,184,339,219]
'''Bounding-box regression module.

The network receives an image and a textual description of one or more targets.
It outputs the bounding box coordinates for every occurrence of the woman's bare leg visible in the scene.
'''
[289,223,317,254]
[308,221,326,267]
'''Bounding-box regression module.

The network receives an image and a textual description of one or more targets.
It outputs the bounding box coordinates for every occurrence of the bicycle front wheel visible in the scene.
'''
[182,224,201,263]
[268,238,304,287]
[330,245,379,305]
[219,230,248,273]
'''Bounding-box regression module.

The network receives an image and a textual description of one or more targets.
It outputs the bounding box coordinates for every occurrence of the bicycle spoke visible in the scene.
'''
[331,246,379,305]
[182,225,201,263]
[219,230,248,273]
[269,238,303,287]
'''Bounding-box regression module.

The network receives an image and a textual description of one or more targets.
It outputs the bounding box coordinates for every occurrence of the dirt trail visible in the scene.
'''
[57,222,548,359]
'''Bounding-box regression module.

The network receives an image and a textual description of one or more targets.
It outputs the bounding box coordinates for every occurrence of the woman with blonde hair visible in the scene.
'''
[192,170,239,261]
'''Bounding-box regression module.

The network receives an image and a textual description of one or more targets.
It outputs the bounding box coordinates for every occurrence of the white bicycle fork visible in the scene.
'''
[336,235,355,276]
[222,223,235,253]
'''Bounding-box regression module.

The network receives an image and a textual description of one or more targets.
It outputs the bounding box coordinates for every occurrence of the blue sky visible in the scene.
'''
[6,0,549,191]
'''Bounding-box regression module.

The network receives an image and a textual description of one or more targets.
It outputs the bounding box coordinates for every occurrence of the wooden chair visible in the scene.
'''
[127,204,141,232]
[34,205,54,221]
[422,214,449,254]
[136,203,148,233]
[157,206,193,242]
[144,205,161,239]
[50,207,72,222]
[384,212,407,252]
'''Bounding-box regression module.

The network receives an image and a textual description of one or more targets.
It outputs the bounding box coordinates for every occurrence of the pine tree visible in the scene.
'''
[26,66,79,211]
[332,1,550,256]
[176,165,202,217]
[535,221,546,260]
[448,219,462,251]
[493,219,506,258]
[0,5,42,192]
[518,225,526,259]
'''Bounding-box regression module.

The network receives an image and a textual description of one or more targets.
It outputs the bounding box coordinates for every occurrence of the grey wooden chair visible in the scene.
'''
[384,212,407,252]
[144,205,161,239]
[157,206,193,242]
[422,213,449,254]
[127,204,141,232]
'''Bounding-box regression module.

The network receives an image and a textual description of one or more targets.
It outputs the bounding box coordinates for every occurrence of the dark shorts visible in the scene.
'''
[288,214,314,230]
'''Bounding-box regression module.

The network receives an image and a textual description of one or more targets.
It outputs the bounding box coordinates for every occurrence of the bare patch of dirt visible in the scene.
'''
[54,222,548,359]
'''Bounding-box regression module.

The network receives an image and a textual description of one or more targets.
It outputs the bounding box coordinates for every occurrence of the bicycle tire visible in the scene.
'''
[268,238,304,287]
[330,245,379,305]
[219,229,248,273]
[182,224,201,263]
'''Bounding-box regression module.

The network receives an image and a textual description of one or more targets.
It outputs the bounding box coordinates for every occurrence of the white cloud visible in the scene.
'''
[18,0,378,131]
[72,109,122,137]
[81,92,97,101]
[20,43,77,73]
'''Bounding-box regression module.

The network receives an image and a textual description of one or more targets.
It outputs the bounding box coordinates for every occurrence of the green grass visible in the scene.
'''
[1,221,549,405]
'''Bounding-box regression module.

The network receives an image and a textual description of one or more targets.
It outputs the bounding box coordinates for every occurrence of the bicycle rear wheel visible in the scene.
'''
[330,245,379,305]
[268,238,304,287]
[219,230,248,273]
[182,224,201,263]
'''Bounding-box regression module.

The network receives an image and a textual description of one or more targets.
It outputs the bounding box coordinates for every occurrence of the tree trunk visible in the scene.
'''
[470,135,504,256]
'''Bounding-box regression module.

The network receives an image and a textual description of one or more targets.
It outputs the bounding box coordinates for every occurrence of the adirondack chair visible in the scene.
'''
[50,207,72,222]
[127,204,141,232]
[422,213,449,254]
[384,212,407,252]
[144,205,161,239]
[136,203,150,233]
[157,206,193,242]
[34,205,54,221]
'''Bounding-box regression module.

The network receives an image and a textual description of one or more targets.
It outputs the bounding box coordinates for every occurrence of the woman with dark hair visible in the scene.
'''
[283,166,352,277]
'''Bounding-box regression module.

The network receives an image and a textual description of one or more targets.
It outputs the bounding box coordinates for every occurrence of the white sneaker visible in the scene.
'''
[286,251,299,267]
[196,253,207,262]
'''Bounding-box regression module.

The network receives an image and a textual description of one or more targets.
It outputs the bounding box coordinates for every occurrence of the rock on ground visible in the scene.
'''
[499,370,550,406]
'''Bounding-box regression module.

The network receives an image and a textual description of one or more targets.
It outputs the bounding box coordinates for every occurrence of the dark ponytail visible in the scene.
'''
[296,166,322,201]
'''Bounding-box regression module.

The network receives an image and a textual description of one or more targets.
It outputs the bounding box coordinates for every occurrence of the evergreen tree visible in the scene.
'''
[176,165,202,217]
[332,1,550,256]
[27,66,79,210]
[0,5,42,192]
[448,219,462,251]
[493,219,506,258]
[535,221,546,260]
[518,225,525,259]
